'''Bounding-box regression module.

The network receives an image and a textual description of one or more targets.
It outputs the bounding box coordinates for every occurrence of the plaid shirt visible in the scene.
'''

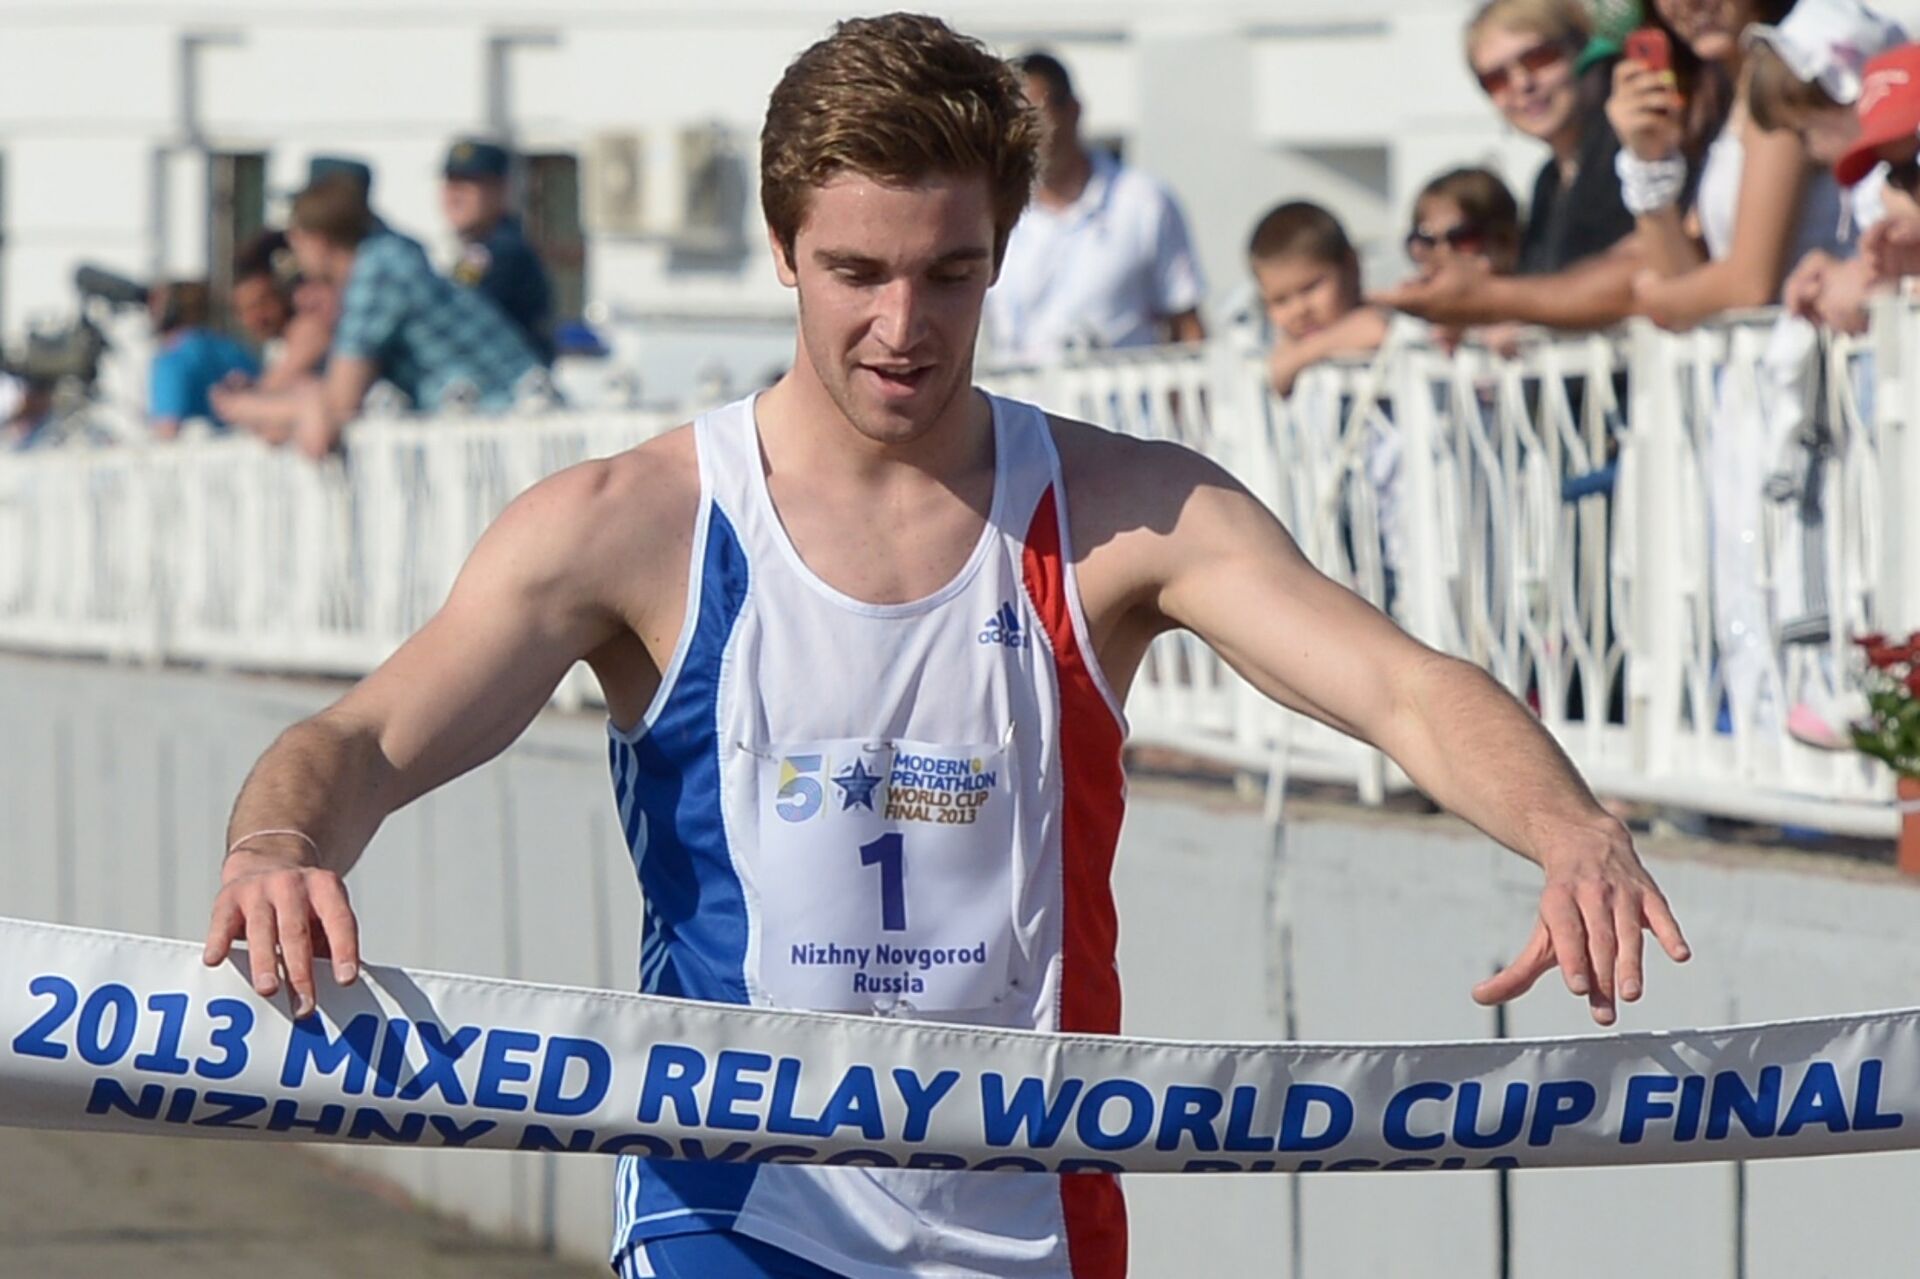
[333,231,540,411]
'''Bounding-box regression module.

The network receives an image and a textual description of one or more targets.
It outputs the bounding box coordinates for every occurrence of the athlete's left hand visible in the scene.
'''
[1471,824,1691,1026]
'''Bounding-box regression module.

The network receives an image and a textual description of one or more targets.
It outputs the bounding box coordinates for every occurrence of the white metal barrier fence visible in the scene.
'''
[3,305,1915,836]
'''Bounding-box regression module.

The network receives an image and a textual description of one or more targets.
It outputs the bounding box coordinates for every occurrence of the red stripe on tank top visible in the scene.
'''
[1020,485,1127,1279]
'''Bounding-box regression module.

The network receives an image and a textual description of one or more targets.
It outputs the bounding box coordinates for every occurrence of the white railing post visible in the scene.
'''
[1391,345,1450,652]
[1872,294,1920,633]
[1623,318,1686,779]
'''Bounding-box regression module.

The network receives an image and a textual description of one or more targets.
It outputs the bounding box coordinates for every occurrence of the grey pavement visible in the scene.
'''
[0,1128,605,1278]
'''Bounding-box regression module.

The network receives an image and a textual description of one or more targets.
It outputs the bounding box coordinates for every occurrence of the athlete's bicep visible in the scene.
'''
[330,465,628,806]
[1147,454,1431,745]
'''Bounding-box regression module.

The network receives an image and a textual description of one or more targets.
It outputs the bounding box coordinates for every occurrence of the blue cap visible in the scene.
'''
[444,139,511,180]
[307,155,374,195]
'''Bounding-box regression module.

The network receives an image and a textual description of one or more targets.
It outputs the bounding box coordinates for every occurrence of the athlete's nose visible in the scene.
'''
[870,277,930,353]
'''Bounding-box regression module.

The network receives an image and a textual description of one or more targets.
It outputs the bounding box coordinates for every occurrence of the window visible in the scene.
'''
[523,153,586,324]
[206,151,266,335]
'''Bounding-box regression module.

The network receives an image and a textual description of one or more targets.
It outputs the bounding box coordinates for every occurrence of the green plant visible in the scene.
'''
[1850,632,1920,778]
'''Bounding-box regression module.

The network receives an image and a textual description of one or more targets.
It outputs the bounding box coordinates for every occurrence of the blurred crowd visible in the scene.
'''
[4,139,559,456]
[1256,0,1920,395]
[9,0,1920,458]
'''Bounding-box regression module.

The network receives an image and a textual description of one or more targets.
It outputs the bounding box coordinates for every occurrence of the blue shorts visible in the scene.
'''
[619,1233,847,1279]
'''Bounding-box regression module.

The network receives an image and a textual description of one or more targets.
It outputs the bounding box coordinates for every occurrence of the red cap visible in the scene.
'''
[1837,45,1920,186]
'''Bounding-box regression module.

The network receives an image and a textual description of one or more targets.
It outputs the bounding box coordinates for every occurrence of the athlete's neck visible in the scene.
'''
[755,361,992,492]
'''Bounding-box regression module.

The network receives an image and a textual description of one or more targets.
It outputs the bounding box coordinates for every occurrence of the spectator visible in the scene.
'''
[1408,168,1524,277]
[307,155,374,202]
[229,230,338,393]
[1247,201,1402,592]
[441,138,554,363]
[1407,167,1526,353]
[1837,45,1920,281]
[147,280,259,439]
[983,51,1205,362]
[1248,201,1387,396]
[211,174,542,459]
[1754,3,1910,331]
[1486,0,1637,273]
[1613,0,1854,331]
[1378,0,1643,331]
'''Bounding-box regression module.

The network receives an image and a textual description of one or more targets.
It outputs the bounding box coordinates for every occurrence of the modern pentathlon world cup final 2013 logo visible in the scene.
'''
[772,748,1000,826]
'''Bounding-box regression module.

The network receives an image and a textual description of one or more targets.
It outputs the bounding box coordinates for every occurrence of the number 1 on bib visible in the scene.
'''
[860,833,906,931]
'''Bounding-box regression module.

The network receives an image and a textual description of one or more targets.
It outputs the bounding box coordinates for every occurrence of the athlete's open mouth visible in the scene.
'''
[862,364,934,395]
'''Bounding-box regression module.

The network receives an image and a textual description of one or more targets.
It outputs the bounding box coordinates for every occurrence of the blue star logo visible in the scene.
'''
[832,759,883,811]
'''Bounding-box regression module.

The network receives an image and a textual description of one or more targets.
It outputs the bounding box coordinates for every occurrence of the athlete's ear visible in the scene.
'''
[767,223,799,288]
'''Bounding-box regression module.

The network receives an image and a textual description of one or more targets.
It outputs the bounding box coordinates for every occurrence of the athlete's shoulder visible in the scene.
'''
[1039,409,1265,605]
[1043,411,1232,504]
[489,423,701,582]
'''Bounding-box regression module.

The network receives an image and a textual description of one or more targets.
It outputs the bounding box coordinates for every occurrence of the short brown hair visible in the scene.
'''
[1248,201,1356,268]
[290,174,375,249]
[154,280,212,330]
[760,13,1040,264]
[1415,167,1522,268]
[1747,40,1844,132]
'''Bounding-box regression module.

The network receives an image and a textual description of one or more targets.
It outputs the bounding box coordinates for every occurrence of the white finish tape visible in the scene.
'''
[3,916,1913,1173]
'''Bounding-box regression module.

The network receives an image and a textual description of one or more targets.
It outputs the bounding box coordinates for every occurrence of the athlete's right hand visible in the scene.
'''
[203,844,361,1020]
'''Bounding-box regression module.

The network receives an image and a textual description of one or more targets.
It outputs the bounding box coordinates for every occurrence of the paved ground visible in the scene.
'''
[0,1128,605,1278]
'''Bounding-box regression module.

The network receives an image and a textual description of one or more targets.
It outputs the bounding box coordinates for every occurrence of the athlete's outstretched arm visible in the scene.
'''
[1101,438,1689,1025]
[203,461,633,1015]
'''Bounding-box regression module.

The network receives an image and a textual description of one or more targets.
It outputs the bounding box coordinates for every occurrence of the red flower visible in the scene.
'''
[1856,632,1890,650]
[1868,645,1912,669]
[1905,668,1920,697]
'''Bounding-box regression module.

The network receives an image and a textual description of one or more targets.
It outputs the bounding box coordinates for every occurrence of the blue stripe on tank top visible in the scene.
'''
[609,503,759,1243]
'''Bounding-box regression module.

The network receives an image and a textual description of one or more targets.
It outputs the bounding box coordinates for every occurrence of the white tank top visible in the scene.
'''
[606,391,1131,1278]
[1694,113,1846,272]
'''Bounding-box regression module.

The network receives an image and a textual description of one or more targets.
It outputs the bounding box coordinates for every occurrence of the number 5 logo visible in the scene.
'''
[776,755,823,823]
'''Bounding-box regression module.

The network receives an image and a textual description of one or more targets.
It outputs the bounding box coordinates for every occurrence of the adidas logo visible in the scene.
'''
[978,602,1030,649]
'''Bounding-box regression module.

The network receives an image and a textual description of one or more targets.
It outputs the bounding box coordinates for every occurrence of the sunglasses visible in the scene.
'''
[1888,157,1920,198]
[1407,224,1489,256]
[1475,42,1569,96]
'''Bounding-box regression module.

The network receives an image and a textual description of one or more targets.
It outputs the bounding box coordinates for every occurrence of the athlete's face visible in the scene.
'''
[775,171,997,445]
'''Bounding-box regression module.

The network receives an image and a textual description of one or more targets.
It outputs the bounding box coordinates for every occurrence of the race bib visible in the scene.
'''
[751,737,1016,1016]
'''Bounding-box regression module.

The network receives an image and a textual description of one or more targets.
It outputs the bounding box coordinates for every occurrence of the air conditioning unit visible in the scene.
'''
[672,124,746,253]
[584,132,646,237]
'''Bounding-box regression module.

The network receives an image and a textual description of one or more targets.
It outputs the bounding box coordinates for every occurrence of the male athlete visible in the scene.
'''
[203,14,1690,1279]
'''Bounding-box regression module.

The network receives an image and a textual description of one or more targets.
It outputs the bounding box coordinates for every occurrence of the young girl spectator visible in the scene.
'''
[1409,168,1524,277]
[1407,167,1526,351]
[1247,201,1388,396]
[1611,0,1865,330]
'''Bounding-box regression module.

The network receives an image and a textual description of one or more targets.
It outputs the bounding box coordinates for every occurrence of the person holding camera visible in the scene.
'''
[147,280,258,440]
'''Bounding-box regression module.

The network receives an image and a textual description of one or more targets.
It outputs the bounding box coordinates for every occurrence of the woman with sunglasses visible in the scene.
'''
[1611,0,1850,330]
[1473,0,1637,274]
[1376,0,1645,334]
